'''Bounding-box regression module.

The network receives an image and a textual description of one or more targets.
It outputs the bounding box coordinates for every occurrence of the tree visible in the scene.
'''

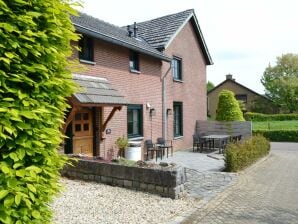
[261,53,298,113]
[0,0,78,223]
[216,90,245,121]
[207,81,215,92]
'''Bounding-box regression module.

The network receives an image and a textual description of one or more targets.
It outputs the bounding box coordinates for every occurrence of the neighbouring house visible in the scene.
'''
[63,9,213,159]
[207,74,278,119]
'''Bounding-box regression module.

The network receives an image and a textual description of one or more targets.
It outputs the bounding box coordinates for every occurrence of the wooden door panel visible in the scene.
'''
[72,109,93,156]
[73,136,93,156]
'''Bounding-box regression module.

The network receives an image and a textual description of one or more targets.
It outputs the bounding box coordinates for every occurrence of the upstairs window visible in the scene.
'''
[172,57,182,80]
[235,94,247,103]
[79,35,94,62]
[129,51,139,72]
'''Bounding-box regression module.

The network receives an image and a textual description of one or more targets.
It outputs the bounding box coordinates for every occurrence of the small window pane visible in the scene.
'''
[172,57,182,80]
[83,123,89,131]
[75,113,81,121]
[79,35,94,61]
[173,102,183,137]
[83,113,89,120]
[130,51,139,71]
[75,124,81,132]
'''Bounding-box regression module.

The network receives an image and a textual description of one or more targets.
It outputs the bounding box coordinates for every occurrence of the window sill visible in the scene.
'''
[173,136,184,140]
[128,136,144,141]
[130,69,141,74]
[173,79,183,83]
[79,59,96,65]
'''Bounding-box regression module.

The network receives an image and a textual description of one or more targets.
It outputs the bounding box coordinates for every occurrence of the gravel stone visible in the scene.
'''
[52,178,196,224]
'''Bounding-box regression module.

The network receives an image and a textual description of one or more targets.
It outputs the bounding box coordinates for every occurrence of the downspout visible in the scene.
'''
[161,61,172,140]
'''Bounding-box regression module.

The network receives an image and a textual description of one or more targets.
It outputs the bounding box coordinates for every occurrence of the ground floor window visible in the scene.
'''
[127,104,143,138]
[173,102,183,137]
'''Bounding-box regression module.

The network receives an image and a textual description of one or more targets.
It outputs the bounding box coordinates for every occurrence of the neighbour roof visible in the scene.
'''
[72,74,128,105]
[71,13,171,62]
[208,79,271,101]
[132,9,213,65]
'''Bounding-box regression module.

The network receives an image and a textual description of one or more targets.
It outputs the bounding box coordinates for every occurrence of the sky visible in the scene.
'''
[80,0,298,94]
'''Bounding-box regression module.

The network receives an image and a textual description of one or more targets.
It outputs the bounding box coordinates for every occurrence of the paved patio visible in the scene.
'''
[157,149,225,172]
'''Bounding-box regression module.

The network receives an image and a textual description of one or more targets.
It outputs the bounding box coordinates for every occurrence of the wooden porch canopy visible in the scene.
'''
[63,74,128,139]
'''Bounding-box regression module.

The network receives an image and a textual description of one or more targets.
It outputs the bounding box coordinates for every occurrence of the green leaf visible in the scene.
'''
[4,195,14,208]
[31,210,41,219]
[7,178,18,188]
[1,165,10,174]
[16,169,26,178]
[15,195,21,206]
[4,52,14,59]
[25,166,41,173]
[26,184,36,193]
[0,190,9,200]
[9,152,19,162]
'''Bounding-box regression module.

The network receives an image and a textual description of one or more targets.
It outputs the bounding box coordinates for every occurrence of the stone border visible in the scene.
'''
[61,159,186,199]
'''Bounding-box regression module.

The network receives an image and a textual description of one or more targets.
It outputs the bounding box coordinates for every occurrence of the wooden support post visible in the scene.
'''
[62,106,80,133]
[101,106,122,140]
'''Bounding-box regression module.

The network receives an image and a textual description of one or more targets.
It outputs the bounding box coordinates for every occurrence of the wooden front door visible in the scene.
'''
[72,109,93,156]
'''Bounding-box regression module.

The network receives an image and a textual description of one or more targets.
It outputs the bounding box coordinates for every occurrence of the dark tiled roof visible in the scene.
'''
[73,74,128,105]
[71,13,171,62]
[134,9,212,65]
[135,9,194,49]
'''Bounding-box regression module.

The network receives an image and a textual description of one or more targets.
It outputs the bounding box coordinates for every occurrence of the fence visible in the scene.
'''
[195,120,252,139]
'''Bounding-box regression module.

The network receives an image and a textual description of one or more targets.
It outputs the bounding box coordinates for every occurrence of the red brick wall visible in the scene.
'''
[72,39,163,159]
[70,20,207,158]
[163,21,207,151]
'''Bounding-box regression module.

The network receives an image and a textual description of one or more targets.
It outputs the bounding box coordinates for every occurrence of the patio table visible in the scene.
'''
[200,134,230,153]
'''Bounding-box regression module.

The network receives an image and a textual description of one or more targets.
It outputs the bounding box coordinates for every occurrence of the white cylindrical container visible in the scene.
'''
[125,141,142,161]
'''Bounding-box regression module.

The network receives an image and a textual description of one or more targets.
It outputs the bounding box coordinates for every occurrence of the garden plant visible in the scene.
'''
[0,0,78,223]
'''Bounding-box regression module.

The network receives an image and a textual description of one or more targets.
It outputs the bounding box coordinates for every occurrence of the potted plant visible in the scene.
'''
[115,136,129,158]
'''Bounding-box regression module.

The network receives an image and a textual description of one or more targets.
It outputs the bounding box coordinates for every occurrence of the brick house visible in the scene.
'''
[64,9,213,159]
[207,74,279,119]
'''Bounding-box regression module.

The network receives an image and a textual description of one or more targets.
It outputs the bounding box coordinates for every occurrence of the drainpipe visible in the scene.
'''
[161,62,172,140]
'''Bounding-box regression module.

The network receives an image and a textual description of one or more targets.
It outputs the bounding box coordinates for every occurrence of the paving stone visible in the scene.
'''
[181,143,298,224]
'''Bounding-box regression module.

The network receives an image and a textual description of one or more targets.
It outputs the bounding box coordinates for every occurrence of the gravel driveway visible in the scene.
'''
[52,178,197,224]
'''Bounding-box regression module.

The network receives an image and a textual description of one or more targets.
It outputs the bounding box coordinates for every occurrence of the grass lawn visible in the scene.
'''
[253,120,298,130]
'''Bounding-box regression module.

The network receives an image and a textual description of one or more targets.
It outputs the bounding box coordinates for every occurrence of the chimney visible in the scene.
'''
[133,22,138,38]
[127,25,133,37]
[226,74,233,80]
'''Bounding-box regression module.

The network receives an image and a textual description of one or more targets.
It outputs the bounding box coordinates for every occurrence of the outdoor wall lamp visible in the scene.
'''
[149,108,156,116]
[167,108,172,116]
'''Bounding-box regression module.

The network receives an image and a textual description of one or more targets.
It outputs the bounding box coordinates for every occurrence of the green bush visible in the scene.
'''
[253,130,298,142]
[225,135,270,172]
[216,90,245,121]
[0,1,78,223]
[245,112,298,121]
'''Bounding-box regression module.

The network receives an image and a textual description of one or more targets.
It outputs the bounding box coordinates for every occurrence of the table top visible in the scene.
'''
[201,134,230,139]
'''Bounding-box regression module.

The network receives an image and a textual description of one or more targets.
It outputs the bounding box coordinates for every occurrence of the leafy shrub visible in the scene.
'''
[216,90,245,121]
[225,135,270,172]
[0,1,78,223]
[245,112,298,121]
[253,130,298,142]
[115,136,129,157]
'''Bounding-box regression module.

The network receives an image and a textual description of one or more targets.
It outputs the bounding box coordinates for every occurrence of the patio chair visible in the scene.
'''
[156,137,173,157]
[193,134,211,152]
[145,139,162,161]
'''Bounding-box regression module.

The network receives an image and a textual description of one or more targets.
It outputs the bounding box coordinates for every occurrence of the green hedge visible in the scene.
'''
[225,135,270,172]
[245,112,298,121]
[253,130,298,142]
[0,1,78,223]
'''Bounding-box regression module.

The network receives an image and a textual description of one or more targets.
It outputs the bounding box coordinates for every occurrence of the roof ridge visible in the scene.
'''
[133,9,194,25]
[76,12,127,32]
